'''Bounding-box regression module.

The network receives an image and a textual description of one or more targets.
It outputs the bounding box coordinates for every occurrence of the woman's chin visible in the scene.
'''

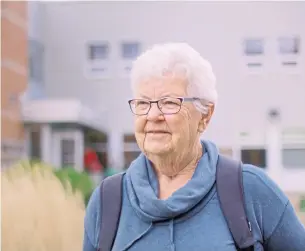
[144,141,172,155]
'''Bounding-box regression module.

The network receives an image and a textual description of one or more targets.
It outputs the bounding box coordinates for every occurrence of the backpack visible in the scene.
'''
[98,155,256,251]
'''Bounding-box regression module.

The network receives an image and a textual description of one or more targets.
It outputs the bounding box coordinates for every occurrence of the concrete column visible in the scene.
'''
[40,124,52,164]
[233,145,241,161]
[232,130,241,161]
[107,131,124,170]
[75,129,84,172]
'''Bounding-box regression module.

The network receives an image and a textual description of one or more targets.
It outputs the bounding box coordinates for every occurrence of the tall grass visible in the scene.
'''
[1,162,85,251]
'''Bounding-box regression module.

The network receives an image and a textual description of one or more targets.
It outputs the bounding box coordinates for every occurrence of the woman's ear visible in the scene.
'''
[204,103,215,125]
[198,103,215,132]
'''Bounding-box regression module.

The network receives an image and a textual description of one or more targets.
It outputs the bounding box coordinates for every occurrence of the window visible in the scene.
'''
[278,36,300,68]
[278,36,300,55]
[124,134,136,142]
[282,147,305,168]
[243,38,264,70]
[61,139,75,167]
[241,149,266,168]
[30,129,41,160]
[121,42,140,59]
[244,38,264,56]
[29,40,44,83]
[85,42,111,79]
[118,42,140,77]
[88,43,109,60]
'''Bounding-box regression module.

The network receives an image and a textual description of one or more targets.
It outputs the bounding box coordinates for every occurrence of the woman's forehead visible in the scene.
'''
[134,76,188,98]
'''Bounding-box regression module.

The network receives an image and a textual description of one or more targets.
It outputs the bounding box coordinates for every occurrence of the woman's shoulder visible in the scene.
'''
[241,164,289,205]
[240,164,305,245]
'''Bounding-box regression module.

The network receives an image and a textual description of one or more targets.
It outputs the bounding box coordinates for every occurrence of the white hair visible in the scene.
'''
[130,42,218,114]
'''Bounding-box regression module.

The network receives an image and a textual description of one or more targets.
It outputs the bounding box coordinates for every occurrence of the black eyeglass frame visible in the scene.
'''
[128,97,203,115]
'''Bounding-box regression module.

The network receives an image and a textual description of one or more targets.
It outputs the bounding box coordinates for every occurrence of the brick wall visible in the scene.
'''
[1,1,28,167]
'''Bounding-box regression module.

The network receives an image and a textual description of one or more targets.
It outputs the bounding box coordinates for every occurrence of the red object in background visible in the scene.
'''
[84,148,103,173]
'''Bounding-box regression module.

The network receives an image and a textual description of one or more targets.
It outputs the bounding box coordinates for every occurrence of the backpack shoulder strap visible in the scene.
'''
[98,173,124,251]
[216,155,255,251]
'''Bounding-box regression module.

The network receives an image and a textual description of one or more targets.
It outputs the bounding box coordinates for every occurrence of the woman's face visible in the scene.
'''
[133,75,206,156]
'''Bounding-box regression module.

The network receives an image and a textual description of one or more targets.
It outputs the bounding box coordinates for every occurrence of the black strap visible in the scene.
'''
[98,173,124,251]
[216,155,255,251]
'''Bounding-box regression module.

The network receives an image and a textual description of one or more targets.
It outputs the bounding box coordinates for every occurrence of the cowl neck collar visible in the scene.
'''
[125,140,219,222]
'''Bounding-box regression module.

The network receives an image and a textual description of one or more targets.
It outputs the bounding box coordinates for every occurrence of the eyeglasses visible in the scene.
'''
[128,97,201,115]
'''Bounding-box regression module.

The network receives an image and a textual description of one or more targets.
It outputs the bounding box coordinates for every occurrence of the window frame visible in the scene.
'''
[242,38,265,73]
[277,36,301,70]
[85,41,111,79]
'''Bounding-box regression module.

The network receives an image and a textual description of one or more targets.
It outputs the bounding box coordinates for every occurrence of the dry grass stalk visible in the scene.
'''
[1,162,85,251]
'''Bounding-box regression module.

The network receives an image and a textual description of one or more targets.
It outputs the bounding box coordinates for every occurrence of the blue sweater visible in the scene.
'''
[83,140,305,251]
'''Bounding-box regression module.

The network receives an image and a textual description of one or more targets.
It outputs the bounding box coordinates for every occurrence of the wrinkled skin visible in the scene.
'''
[133,75,214,198]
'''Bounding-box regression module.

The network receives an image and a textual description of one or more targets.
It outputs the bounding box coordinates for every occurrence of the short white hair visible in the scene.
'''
[130,43,218,109]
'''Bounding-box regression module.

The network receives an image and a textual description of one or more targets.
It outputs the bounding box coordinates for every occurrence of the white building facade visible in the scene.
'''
[24,2,305,193]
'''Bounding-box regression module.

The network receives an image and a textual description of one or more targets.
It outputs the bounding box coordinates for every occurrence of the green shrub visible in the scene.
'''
[54,167,94,205]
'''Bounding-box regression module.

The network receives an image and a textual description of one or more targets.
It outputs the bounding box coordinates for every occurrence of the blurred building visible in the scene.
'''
[1,1,28,167]
[22,1,107,173]
[5,2,304,203]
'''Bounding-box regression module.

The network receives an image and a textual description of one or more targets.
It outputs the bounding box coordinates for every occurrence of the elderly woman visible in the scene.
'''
[83,43,305,251]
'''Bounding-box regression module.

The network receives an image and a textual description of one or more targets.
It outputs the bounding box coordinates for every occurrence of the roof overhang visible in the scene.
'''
[21,98,107,132]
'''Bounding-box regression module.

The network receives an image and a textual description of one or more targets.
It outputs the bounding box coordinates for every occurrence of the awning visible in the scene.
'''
[21,98,107,132]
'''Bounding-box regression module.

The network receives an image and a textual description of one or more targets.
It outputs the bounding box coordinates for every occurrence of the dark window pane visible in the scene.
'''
[30,129,41,159]
[121,42,140,59]
[61,139,75,166]
[278,36,300,55]
[241,149,266,168]
[89,43,109,60]
[29,40,44,83]
[244,39,264,55]
[124,134,136,142]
